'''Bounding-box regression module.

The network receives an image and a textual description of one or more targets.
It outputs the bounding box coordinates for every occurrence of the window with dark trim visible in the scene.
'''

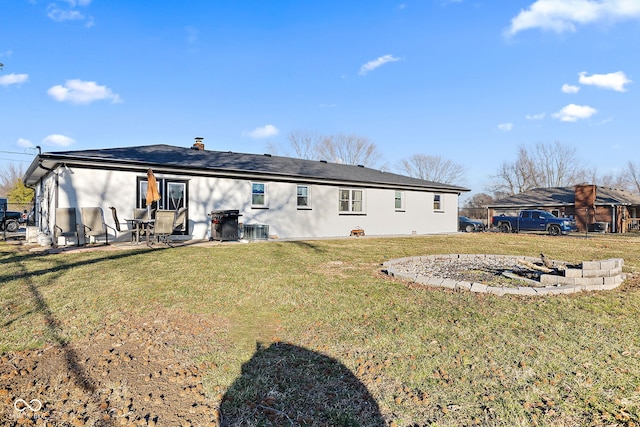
[137,177,188,211]
[136,176,189,234]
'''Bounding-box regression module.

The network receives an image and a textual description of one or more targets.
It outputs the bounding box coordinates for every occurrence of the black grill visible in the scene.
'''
[209,210,242,241]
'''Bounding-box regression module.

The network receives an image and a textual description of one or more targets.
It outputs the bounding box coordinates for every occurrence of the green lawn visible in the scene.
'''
[2,233,640,426]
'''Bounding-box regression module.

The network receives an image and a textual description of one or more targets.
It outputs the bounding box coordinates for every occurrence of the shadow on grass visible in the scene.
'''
[7,253,116,426]
[220,342,385,427]
[1,245,164,426]
[0,246,149,283]
[286,240,328,253]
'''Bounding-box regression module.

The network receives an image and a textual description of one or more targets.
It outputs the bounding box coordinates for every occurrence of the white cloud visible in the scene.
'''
[244,124,279,139]
[596,116,614,126]
[0,73,29,86]
[47,0,93,25]
[578,71,632,92]
[17,138,33,148]
[47,79,122,104]
[507,0,640,36]
[498,123,513,132]
[62,0,92,6]
[526,112,546,120]
[562,83,580,93]
[48,6,84,22]
[43,134,76,147]
[359,54,401,75]
[553,104,597,122]
[0,49,13,58]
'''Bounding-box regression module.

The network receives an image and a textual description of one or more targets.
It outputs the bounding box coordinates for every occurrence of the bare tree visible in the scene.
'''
[624,161,640,193]
[265,141,281,156]
[287,130,327,160]
[0,163,33,205]
[398,154,465,184]
[532,141,583,187]
[0,163,25,196]
[490,145,541,196]
[270,131,385,168]
[460,192,494,219]
[573,165,629,191]
[489,141,587,196]
[463,192,495,209]
[593,171,630,190]
[316,134,383,167]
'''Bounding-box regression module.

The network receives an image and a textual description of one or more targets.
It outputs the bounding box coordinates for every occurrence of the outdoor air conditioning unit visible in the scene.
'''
[243,224,269,240]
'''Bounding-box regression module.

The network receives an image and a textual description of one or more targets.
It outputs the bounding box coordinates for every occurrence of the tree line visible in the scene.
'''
[466,141,640,213]
[0,164,34,205]
[267,130,465,185]
[3,133,639,210]
[270,131,640,199]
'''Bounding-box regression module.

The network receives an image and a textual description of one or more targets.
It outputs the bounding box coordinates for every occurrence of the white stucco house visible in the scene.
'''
[23,139,469,243]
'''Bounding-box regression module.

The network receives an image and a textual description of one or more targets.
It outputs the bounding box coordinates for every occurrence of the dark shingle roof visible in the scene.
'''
[489,186,640,208]
[26,144,469,192]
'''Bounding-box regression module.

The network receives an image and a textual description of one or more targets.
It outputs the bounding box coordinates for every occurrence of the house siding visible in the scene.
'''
[36,166,460,241]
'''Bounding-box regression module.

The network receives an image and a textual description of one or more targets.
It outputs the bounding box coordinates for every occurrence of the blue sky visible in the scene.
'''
[1,0,639,197]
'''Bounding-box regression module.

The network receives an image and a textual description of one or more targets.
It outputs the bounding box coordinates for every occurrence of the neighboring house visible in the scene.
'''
[23,139,469,244]
[487,184,640,233]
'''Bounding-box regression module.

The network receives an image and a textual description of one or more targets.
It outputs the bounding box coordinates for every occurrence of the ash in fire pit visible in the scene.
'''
[500,253,583,286]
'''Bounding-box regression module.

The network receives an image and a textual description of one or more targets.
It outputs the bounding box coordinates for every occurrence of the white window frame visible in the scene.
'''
[395,190,405,211]
[251,182,267,208]
[297,185,311,209]
[433,193,443,212]
[339,188,365,214]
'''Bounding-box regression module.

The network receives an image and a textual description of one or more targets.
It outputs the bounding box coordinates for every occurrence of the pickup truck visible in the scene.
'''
[0,209,21,232]
[492,210,577,236]
[0,197,21,232]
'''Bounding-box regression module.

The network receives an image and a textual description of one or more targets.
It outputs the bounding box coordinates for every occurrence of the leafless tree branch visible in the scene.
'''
[398,154,465,184]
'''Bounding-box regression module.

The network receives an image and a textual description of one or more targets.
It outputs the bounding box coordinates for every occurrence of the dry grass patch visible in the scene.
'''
[2,233,640,426]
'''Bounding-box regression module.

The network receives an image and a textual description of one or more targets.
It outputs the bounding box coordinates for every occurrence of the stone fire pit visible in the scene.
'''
[383,254,625,296]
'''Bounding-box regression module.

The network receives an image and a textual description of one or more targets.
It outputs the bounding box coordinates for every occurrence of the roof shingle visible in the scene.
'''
[28,144,469,192]
[489,186,640,207]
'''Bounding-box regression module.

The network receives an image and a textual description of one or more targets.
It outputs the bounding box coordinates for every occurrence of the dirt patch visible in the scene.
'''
[1,311,222,426]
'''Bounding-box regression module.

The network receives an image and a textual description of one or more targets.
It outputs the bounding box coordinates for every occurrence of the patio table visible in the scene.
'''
[126,218,155,245]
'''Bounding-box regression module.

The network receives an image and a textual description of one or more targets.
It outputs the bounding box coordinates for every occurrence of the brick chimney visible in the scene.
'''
[575,184,596,232]
[192,137,205,150]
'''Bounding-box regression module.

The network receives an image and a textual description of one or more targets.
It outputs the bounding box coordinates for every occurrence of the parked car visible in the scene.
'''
[459,216,485,232]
